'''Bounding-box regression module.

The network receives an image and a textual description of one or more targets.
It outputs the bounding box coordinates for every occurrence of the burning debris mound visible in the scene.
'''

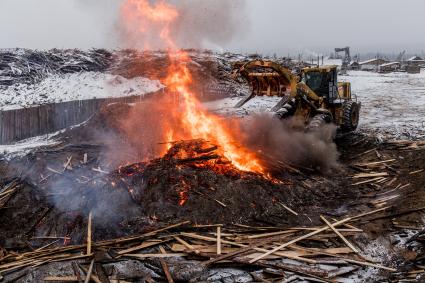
[109,139,294,224]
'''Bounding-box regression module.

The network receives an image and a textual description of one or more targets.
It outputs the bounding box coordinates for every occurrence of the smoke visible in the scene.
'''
[240,113,340,174]
[118,0,249,50]
[171,0,249,49]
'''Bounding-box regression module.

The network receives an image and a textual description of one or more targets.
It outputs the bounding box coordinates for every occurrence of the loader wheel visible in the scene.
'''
[306,114,335,142]
[341,101,360,132]
[307,114,331,132]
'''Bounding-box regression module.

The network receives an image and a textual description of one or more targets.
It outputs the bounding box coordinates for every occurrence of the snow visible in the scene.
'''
[379,62,400,67]
[0,72,164,110]
[359,58,383,65]
[0,131,61,160]
[340,70,425,138]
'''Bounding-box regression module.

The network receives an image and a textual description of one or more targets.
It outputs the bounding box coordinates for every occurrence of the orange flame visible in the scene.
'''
[121,0,265,174]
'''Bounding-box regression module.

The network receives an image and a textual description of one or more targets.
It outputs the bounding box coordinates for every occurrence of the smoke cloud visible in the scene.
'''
[240,113,340,173]
[118,0,249,50]
[172,0,249,50]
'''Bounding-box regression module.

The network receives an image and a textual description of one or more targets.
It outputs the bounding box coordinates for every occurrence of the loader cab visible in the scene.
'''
[301,66,339,102]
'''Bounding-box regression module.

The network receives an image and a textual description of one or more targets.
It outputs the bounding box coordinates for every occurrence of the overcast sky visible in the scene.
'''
[0,0,424,55]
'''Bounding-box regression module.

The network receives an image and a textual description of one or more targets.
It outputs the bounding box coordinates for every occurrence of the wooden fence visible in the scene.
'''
[0,95,153,145]
[0,85,235,145]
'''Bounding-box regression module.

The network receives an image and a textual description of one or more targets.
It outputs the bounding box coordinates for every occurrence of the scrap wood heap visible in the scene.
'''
[347,139,425,209]
[0,49,113,87]
[111,139,297,224]
[0,207,401,282]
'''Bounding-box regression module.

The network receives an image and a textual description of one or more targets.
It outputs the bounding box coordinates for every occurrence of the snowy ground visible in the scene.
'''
[340,70,425,139]
[0,72,163,110]
[206,70,425,139]
[0,130,61,159]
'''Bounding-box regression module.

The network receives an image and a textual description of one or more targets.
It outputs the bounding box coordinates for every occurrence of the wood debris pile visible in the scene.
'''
[0,49,113,87]
[110,139,298,224]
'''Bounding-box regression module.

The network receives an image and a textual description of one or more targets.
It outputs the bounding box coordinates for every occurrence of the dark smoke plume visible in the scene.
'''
[240,113,340,174]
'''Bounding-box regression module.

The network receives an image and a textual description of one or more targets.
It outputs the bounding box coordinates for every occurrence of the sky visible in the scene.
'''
[0,0,424,56]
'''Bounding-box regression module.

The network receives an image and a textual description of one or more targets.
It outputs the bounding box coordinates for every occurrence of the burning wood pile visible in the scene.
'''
[109,139,295,224]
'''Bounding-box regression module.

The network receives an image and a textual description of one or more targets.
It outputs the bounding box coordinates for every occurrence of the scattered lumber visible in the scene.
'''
[86,212,92,256]
[352,172,389,179]
[159,246,175,283]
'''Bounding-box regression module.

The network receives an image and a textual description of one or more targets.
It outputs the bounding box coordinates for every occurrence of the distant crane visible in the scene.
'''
[335,47,351,72]
[396,50,406,62]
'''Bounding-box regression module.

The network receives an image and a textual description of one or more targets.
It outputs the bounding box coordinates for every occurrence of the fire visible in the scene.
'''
[121,0,265,174]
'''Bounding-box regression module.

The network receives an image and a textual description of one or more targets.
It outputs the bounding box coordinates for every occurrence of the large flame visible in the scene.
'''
[121,0,264,173]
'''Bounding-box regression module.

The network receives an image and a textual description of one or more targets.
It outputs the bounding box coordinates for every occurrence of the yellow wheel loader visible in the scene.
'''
[232,60,360,132]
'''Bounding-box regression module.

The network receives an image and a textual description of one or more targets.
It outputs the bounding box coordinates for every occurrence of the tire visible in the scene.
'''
[274,99,295,120]
[306,114,335,142]
[341,101,360,132]
[306,114,331,132]
[274,108,291,120]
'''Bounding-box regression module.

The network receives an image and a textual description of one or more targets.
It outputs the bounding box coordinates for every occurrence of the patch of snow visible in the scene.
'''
[0,72,164,110]
[204,96,282,117]
[340,70,425,138]
[0,120,89,159]
[343,237,394,283]
[0,132,61,160]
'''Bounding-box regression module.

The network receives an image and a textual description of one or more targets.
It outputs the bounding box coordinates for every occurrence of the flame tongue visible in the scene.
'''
[121,0,265,174]
[165,52,264,173]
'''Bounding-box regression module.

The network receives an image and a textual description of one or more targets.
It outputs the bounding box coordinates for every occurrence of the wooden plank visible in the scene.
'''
[354,159,396,167]
[320,215,359,254]
[117,240,165,255]
[125,253,187,259]
[279,203,299,216]
[159,246,174,283]
[84,259,95,283]
[87,212,92,255]
[351,177,384,186]
[353,172,389,179]
[217,226,221,255]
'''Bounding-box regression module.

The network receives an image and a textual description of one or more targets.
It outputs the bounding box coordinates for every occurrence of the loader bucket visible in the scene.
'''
[232,60,297,108]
